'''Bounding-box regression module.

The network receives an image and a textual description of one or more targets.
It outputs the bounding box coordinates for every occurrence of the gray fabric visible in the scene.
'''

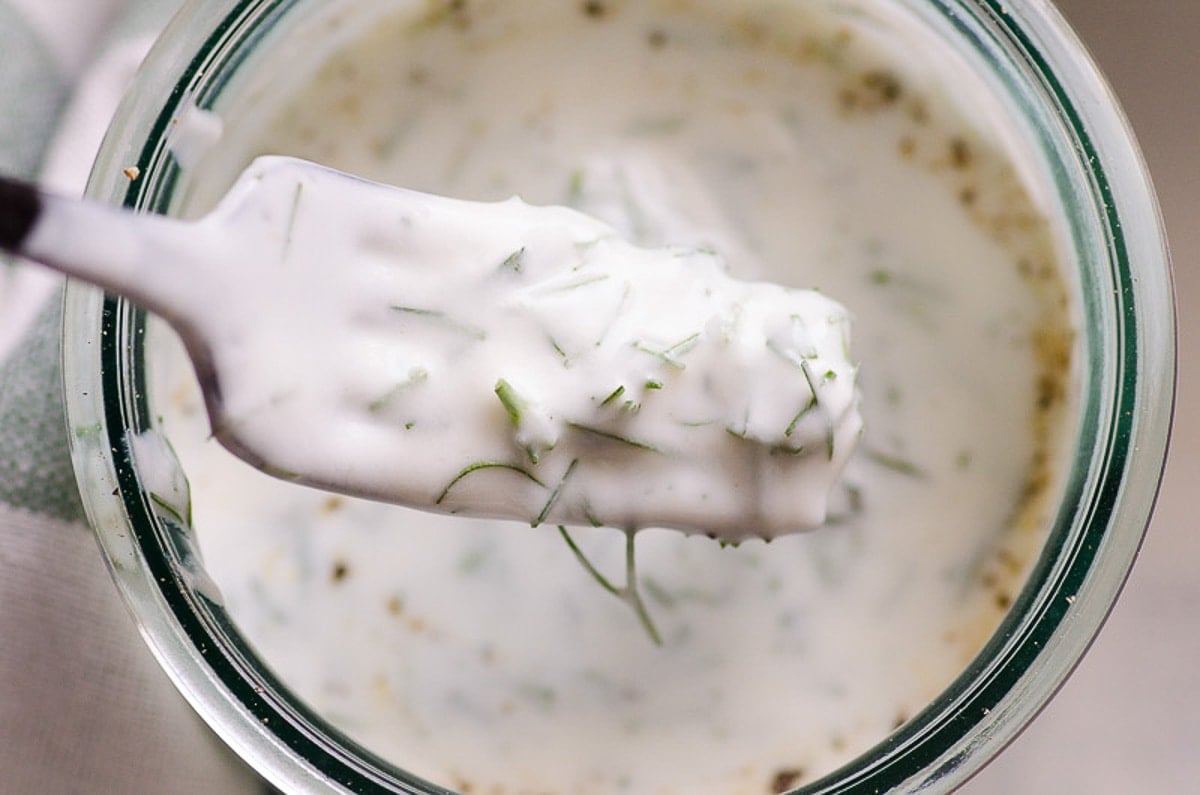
[0,2,67,176]
[0,291,83,521]
[0,1,261,792]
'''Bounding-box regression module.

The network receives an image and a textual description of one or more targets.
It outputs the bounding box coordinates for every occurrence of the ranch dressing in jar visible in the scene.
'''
[151,1,1076,793]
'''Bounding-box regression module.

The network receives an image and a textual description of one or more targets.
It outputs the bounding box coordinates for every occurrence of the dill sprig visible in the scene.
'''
[799,359,836,460]
[594,281,632,347]
[494,378,527,430]
[769,443,807,456]
[581,500,604,528]
[568,422,659,452]
[549,336,572,367]
[499,247,526,273]
[596,387,643,413]
[281,181,304,261]
[785,392,819,438]
[533,458,579,526]
[557,526,662,646]
[435,461,545,506]
[769,341,837,460]
[532,272,611,296]
[766,337,809,369]
[149,491,193,529]
[390,305,488,341]
[367,366,429,413]
[866,448,926,477]
[600,385,626,407]
[495,378,554,464]
[634,332,701,370]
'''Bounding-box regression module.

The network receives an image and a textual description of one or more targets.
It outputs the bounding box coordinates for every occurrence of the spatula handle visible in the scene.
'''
[0,173,210,320]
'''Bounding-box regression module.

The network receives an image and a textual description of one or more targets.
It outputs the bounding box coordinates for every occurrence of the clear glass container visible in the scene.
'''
[62,1,1173,792]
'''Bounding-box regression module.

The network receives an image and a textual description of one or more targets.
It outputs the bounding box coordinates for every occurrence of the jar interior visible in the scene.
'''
[64,1,1166,793]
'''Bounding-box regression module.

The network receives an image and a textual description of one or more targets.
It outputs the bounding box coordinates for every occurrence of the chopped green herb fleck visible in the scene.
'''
[726,424,751,442]
[390,305,488,341]
[149,492,192,528]
[495,379,552,464]
[627,115,686,136]
[534,459,579,526]
[459,545,490,574]
[282,181,304,260]
[74,422,104,440]
[550,336,571,367]
[594,281,632,347]
[331,560,350,583]
[517,682,557,708]
[769,443,807,457]
[867,449,926,477]
[798,359,836,459]
[765,338,804,370]
[499,247,526,273]
[494,379,527,429]
[600,385,626,406]
[785,395,818,438]
[436,461,544,506]
[368,366,430,413]
[847,483,865,513]
[634,332,701,369]
[581,500,605,528]
[566,169,586,203]
[534,272,611,296]
[390,305,440,316]
[568,422,659,452]
[641,577,676,608]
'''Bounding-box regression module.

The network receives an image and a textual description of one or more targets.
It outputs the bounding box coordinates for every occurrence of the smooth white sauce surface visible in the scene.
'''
[169,156,863,540]
[145,1,1076,793]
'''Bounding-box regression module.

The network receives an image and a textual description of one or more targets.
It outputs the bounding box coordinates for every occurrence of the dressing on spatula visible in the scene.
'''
[0,156,862,542]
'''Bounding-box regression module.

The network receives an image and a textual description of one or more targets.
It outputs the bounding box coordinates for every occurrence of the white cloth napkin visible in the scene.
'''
[0,1,263,792]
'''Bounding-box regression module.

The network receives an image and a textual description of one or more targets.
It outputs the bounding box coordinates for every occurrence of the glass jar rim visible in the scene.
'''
[62,1,1174,792]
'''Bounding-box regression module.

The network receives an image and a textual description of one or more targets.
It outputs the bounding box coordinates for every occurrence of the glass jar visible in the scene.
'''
[62,1,1173,792]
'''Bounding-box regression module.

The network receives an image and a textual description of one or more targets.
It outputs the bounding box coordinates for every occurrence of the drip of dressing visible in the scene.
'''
[3,155,861,540]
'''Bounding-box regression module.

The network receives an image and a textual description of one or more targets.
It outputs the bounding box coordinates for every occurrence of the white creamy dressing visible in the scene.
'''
[166,155,862,540]
[145,1,1076,793]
